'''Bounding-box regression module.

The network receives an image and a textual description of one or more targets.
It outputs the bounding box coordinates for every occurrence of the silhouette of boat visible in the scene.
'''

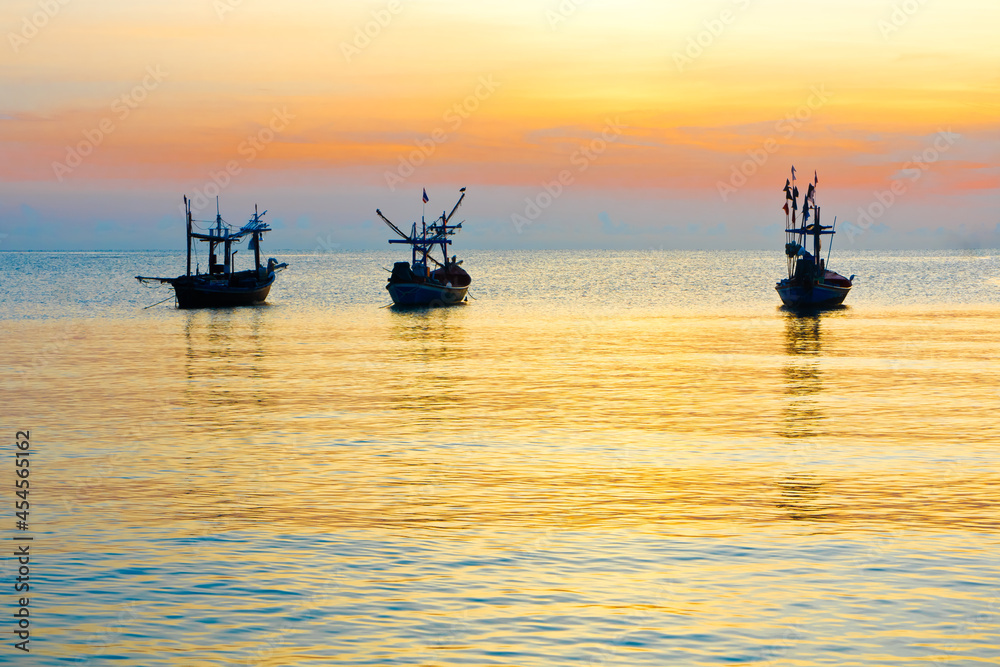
[137,196,287,308]
[775,168,853,308]
[377,187,471,307]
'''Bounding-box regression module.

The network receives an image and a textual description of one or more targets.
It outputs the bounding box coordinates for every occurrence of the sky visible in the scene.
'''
[1,0,998,250]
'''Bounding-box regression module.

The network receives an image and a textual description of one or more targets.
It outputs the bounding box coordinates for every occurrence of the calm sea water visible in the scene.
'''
[2,249,999,665]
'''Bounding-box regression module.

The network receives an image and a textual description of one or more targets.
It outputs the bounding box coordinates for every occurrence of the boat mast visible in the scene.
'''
[411,222,418,273]
[216,197,233,276]
[826,216,837,268]
[783,172,795,279]
[253,204,261,272]
[422,215,428,275]
[421,196,427,274]
[381,188,466,279]
[439,210,447,269]
[440,188,466,273]
[813,206,822,266]
[445,188,466,222]
[185,195,192,276]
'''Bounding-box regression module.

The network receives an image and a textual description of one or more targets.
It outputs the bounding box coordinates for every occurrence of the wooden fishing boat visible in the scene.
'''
[137,196,287,309]
[775,168,853,308]
[378,187,471,307]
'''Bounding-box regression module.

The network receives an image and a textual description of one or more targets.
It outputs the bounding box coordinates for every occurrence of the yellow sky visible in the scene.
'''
[1,0,998,248]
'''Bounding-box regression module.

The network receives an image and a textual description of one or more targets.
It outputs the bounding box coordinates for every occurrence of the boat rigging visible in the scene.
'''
[136,196,288,309]
[378,187,472,307]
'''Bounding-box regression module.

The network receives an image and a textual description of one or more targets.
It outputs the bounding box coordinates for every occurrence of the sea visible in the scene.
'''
[2,248,999,666]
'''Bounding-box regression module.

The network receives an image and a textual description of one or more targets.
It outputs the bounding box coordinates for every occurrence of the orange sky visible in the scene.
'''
[1,0,998,249]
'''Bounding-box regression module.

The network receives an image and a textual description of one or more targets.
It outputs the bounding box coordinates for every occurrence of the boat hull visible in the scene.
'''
[386,282,468,307]
[172,272,275,309]
[775,282,850,308]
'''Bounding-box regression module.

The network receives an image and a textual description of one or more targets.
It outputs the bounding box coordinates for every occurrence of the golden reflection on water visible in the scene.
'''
[780,312,826,441]
[6,297,1000,665]
[20,303,998,540]
[776,313,830,521]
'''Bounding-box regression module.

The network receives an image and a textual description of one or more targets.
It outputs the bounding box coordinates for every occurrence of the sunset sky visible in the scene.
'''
[1,0,998,250]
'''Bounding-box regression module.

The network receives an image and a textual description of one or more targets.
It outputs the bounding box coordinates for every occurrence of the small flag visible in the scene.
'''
[791,165,797,179]
[422,188,429,203]
[806,183,815,203]
[782,202,789,215]
[803,206,811,222]
[783,178,791,193]
[792,186,799,199]
[814,170,818,186]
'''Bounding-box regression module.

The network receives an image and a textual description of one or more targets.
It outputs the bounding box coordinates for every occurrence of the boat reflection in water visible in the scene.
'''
[182,308,270,410]
[383,307,472,419]
[179,308,280,536]
[774,311,836,521]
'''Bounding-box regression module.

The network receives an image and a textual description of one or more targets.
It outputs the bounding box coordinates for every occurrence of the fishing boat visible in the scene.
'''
[378,187,471,307]
[137,196,288,308]
[775,168,853,308]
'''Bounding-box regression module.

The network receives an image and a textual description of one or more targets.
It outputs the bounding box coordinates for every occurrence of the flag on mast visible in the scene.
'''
[791,165,797,180]
[422,188,429,203]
